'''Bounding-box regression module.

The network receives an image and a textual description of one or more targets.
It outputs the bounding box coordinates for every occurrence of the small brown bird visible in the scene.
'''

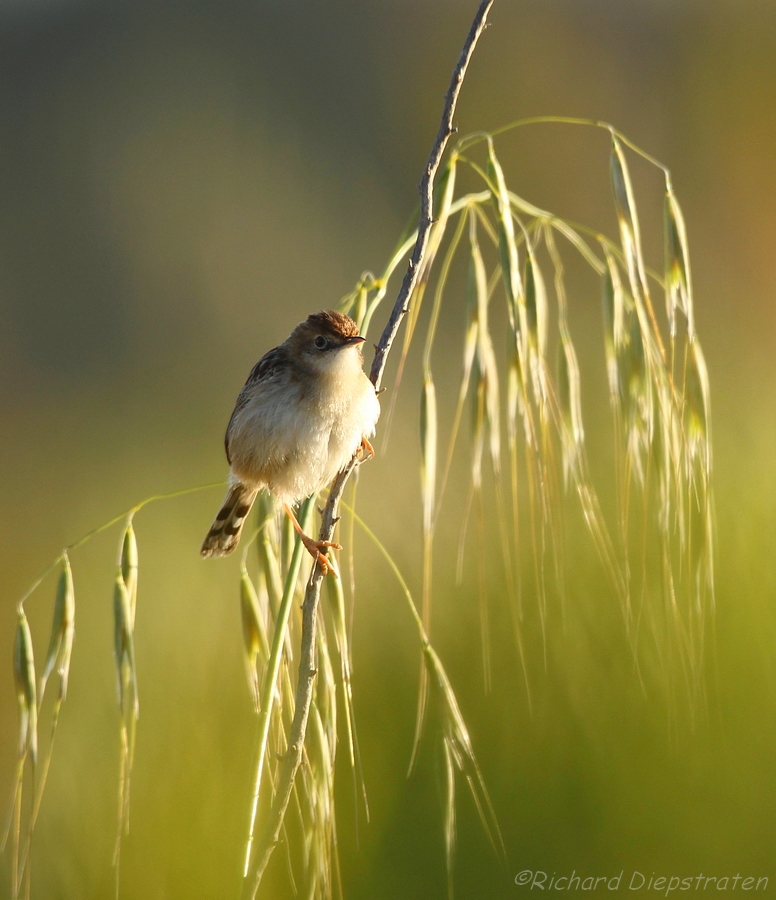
[201,310,380,573]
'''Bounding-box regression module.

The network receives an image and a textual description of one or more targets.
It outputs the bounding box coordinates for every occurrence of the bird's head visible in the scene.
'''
[288,310,367,375]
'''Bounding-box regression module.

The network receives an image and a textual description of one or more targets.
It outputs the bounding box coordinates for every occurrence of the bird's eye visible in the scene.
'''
[314,335,328,350]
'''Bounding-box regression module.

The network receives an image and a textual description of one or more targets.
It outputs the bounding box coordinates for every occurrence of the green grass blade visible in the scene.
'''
[243,496,315,878]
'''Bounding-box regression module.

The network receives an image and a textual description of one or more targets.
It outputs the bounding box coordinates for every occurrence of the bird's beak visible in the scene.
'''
[343,335,367,347]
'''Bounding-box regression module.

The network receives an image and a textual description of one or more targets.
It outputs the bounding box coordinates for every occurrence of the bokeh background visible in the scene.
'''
[1,1,775,897]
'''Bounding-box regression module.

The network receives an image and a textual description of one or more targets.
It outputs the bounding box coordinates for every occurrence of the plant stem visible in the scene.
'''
[242,1,495,894]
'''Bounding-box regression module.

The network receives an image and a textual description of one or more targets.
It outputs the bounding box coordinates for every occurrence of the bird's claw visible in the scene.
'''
[357,437,375,462]
[301,535,342,577]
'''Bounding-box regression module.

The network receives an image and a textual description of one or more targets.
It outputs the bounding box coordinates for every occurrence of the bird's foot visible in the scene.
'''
[357,437,375,462]
[300,533,342,577]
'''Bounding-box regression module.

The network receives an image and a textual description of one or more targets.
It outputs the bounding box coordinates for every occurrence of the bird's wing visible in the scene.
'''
[225,345,288,464]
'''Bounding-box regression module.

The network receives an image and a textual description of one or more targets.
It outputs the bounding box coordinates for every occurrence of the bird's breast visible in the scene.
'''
[228,361,379,505]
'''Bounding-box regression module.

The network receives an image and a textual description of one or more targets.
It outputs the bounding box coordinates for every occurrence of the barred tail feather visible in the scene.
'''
[201,482,259,557]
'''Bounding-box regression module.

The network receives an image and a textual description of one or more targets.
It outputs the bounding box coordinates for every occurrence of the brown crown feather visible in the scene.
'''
[300,310,361,341]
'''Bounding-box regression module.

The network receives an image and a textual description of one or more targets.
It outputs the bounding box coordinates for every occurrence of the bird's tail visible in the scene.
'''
[200,482,259,557]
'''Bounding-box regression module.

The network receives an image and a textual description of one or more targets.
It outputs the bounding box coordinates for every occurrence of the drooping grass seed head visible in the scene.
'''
[601,255,618,399]
[611,136,653,315]
[467,209,502,476]
[40,554,75,702]
[14,609,37,762]
[113,572,139,718]
[352,281,369,333]
[120,522,138,628]
[422,642,505,868]
[686,336,712,475]
[611,138,636,239]
[664,189,694,338]
[240,568,268,712]
[487,138,522,319]
[557,335,584,488]
[525,251,548,361]
[611,138,639,278]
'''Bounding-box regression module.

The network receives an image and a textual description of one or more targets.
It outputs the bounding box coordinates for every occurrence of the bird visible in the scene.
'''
[201,310,380,574]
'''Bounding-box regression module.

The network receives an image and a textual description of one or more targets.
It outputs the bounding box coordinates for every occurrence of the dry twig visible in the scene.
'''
[242,2,495,894]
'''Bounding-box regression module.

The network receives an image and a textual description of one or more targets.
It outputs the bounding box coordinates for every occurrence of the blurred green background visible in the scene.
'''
[1,1,775,897]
